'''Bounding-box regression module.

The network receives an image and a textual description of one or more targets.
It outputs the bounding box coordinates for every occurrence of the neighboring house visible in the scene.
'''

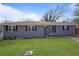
[75,23,79,36]
[0,21,76,40]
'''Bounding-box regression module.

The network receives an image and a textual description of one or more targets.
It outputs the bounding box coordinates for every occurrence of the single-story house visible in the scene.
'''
[0,21,76,40]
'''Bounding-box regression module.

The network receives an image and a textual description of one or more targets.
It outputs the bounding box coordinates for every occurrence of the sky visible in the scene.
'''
[0,3,75,22]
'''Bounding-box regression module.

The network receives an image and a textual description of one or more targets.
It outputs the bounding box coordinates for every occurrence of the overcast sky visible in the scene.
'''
[0,3,75,22]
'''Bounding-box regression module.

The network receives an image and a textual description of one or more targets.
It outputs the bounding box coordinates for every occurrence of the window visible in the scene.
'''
[28,26,31,31]
[32,26,37,31]
[13,26,16,31]
[25,26,31,31]
[5,25,8,31]
[25,25,27,31]
[52,26,56,32]
[13,25,18,31]
[5,25,11,31]
[35,26,37,31]
[48,26,56,32]
[62,26,64,31]
[8,26,11,31]
[67,26,69,31]
[62,26,69,31]
[25,26,37,31]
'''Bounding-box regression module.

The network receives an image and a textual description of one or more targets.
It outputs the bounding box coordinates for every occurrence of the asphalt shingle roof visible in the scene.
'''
[0,21,76,26]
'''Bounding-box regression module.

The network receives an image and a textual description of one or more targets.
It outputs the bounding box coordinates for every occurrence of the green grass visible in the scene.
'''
[0,37,79,56]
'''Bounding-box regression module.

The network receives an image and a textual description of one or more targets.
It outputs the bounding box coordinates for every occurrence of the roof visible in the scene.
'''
[0,21,76,26]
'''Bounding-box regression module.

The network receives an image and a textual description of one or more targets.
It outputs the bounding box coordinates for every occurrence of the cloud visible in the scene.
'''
[24,13,41,21]
[0,4,26,22]
[0,4,41,22]
[56,17,72,22]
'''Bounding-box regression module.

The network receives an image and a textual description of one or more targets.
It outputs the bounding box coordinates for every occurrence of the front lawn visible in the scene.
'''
[0,37,79,56]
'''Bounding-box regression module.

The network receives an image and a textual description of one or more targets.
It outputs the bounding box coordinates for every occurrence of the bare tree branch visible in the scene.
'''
[41,4,66,22]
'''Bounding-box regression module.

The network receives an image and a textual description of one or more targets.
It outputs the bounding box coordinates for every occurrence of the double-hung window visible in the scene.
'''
[13,25,18,31]
[32,26,37,31]
[52,26,56,32]
[62,26,69,31]
[25,26,37,31]
[48,26,56,32]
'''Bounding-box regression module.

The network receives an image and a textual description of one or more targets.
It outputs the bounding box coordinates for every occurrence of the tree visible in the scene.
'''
[41,4,66,22]
[73,3,79,23]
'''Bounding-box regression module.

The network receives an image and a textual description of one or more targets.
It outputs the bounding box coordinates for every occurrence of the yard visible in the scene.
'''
[0,37,79,56]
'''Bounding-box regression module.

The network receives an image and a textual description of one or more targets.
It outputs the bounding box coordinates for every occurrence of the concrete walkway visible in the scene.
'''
[71,36,79,42]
